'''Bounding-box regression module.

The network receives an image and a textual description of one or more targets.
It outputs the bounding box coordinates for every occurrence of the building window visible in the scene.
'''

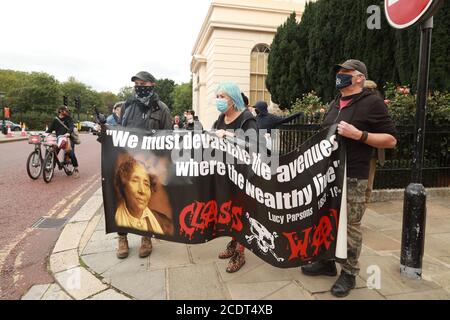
[250,44,271,106]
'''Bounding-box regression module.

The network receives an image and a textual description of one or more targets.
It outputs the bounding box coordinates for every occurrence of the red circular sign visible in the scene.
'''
[385,0,435,29]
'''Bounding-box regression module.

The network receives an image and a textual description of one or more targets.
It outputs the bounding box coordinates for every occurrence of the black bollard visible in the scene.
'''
[400,184,427,279]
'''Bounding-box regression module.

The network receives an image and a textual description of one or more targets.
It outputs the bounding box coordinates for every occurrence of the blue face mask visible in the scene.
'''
[336,74,354,90]
[216,98,229,113]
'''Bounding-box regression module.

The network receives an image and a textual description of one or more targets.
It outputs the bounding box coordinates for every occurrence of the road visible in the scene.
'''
[0,133,102,299]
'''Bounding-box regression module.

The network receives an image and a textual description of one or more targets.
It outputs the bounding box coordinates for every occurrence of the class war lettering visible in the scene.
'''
[179,200,244,239]
[283,209,338,261]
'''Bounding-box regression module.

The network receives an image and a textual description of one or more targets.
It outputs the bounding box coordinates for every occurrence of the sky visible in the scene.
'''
[0,0,212,94]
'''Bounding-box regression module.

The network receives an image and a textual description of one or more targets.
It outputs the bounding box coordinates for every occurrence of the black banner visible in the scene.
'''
[101,125,347,268]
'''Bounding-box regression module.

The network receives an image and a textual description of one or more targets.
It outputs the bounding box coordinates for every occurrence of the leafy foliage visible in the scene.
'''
[172,80,193,116]
[267,0,450,105]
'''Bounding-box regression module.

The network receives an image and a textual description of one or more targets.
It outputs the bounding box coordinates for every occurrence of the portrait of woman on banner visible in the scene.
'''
[114,153,174,236]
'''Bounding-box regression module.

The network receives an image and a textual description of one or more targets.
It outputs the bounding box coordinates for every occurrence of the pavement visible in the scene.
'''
[21,189,450,300]
[0,131,29,143]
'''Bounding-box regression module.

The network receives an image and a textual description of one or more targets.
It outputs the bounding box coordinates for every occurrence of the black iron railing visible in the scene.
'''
[273,118,450,190]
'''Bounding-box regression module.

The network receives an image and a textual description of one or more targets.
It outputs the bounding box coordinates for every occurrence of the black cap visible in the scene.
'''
[334,59,368,78]
[131,71,156,83]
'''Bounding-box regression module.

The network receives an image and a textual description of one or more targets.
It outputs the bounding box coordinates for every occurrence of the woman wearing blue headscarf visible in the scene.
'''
[212,81,257,273]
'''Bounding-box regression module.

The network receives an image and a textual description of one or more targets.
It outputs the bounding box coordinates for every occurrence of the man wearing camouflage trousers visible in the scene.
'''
[301,60,398,297]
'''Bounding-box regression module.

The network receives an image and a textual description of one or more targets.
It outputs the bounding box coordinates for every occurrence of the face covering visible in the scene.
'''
[216,98,229,113]
[135,86,155,98]
[336,74,354,90]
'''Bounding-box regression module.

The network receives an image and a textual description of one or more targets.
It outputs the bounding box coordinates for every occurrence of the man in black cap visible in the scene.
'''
[116,71,173,260]
[300,59,398,298]
[120,71,173,130]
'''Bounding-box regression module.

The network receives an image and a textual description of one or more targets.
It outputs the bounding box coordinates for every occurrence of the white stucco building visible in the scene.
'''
[191,0,310,128]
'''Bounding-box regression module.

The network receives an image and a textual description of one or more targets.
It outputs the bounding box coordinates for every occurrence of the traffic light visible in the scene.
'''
[63,96,68,106]
[74,97,81,110]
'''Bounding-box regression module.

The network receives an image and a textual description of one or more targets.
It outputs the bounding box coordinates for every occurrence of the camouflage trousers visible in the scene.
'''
[340,178,368,276]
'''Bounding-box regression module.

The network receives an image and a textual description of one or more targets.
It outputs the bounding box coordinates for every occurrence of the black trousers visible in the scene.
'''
[69,140,79,168]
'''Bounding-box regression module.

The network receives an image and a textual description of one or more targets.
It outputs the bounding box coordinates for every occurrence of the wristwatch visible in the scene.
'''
[359,131,369,142]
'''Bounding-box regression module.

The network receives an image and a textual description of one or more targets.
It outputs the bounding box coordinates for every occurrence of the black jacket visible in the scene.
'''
[121,95,173,130]
[46,116,75,137]
[322,89,397,179]
[212,109,257,131]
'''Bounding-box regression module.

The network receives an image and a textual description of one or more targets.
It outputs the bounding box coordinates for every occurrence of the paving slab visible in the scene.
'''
[386,289,450,300]
[429,197,450,209]
[81,235,119,256]
[362,210,402,231]
[100,253,148,284]
[50,249,80,273]
[427,202,450,218]
[424,233,450,258]
[41,283,72,300]
[81,251,123,275]
[21,284,50,300]
[263,282,315,300]
[54,266,108,300]
[88,289,131,300]
[425,217,450,235]
[358,255,440,296]
[225,261,295,285]
[362,227,401,252]
[314,288,386,300]
[52,222,88,254]
[361,245,381,257]
[110,269,166,300]
[367,201,404,216]
[226,281,291,300]
[148,242,191,270]
[168,263,228,300]
[78,214,102,253]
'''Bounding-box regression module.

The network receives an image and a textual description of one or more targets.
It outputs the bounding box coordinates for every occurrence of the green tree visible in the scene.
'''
[156,78,176,109]
[117,86,134,101]
[266,12,303,109]
[172,81,192,116]
[0,69,28,97]
[60,77,104,117]
[99,91,119,112]
[10,72,61,114]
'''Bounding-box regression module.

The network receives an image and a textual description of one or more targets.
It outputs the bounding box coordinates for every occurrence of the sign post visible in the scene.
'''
[384,0,443,279]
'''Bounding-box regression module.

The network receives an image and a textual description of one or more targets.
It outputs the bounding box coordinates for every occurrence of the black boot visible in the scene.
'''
[331,271,356,298]
[301,260,337,277]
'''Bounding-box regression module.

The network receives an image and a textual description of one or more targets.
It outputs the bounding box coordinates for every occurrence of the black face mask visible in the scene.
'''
[336,74,354,90]
[135,86,155,98]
